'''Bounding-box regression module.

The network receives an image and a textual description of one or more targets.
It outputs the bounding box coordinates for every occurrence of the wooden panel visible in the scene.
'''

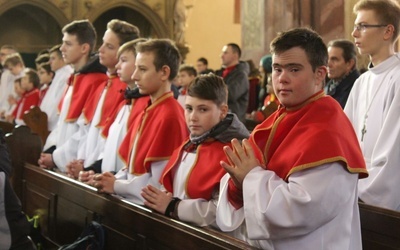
[359,202,400,250]
[22,164,257,250]
[5,125,42,200]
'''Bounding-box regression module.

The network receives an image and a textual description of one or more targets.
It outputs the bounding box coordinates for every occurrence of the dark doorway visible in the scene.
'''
[93,6,155,50]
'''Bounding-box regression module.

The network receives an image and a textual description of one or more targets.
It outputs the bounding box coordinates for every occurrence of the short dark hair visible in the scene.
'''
[354,0,400,41]
[62,20,97,53]
[49,44,62,58]
[188,73,228,106]
[197,57,208,65]
[35,54,50,65]
[107,19,141,46]
[38,62,54,75]
[24,68,40,88]
[179,65,197,77]
[227,43,241,58]
[328,39,357,69]
[136,39,181,81]
[270,27,327,71]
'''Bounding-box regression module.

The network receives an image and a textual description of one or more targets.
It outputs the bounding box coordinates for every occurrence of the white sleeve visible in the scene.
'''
[216,173,245,232]
[52,115,89,172]
[243,163,356,240]
[177,188,218,227]
[114,160,168,205]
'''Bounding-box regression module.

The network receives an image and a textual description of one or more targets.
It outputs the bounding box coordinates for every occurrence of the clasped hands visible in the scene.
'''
[220,138,262,189]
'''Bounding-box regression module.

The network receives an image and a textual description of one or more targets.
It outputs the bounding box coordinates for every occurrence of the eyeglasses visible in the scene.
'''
[353,23,387,32]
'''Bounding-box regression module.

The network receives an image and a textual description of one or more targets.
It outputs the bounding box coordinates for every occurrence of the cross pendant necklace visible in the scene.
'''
[361,71,388,142]
[361,114,367,141]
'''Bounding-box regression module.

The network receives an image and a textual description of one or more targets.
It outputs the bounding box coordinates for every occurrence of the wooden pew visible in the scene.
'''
[359,202,400,250]
[22,164,257,250]
[23,106,50,145]
[5,125,42,200]
[0,120,15,134]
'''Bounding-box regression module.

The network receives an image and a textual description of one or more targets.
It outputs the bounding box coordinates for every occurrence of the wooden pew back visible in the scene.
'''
[22,164,257,250]
[5,125,42,200]
[359,202,400,250]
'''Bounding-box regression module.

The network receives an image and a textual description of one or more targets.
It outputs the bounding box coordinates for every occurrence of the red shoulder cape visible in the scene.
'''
[13,88,40,119]
[118,92,188,174]
[250,91,368,181]
[161,139,228,200]
[58,72,108,122]
[82,74,126,126]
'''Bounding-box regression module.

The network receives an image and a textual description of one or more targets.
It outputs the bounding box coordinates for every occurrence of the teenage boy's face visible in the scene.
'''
[49,51,64,72]
[14,81,24,96]
[185,95,227,136]
[7,64,22,76]
[98,29,120,70]
[132,52,165,96]
[37,67,53,85]
[272,47,326,108]
[60,33,86,65]
[352,9,388,56]
[116,50,136,84]
[177,71,194,87]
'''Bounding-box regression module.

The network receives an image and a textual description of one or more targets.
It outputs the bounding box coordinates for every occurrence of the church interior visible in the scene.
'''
[1,0,400,249]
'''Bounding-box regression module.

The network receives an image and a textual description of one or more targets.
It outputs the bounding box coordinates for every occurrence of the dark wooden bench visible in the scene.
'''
[5,125,42,200]
[0,120,15,134]
[359,202,400,250]
[22,164,257,250]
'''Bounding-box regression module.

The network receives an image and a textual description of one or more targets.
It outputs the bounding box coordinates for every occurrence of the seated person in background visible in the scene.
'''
[176,64,197,108]
[9,68,40,125]
[196,57,214,74]
[37,62,54,105]
[141,74,249,227]
[1,53,25,117]
[248,54,279,123]
[93,39,188,205]
[324,39,359,108]
[3,78,24,120]
[40,44,73,131]
[216,27,368,250]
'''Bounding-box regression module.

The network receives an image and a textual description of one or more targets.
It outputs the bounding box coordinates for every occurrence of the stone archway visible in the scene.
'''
[87,1,170,39]
[0,0,69,28]
[0,1,67,67]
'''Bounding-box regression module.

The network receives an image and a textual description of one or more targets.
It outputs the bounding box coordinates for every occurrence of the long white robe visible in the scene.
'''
[164,152,218,227]
[0,70,23,115]
[216,163,362,250]
[40,65,73,131]
[100,104,131,173]
[344,53,400,211]
[50,86,86,171]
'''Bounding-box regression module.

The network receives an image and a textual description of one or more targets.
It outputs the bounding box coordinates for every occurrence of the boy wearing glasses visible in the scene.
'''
[345,0,400,211]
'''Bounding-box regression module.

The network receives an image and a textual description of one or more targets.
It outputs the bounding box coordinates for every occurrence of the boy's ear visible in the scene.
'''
[220,104,229,119]
[160,65,171,80]
[81,43,91,55]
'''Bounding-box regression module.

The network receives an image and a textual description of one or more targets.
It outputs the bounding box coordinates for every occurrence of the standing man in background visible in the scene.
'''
[216,43,249,123]
[325,39,359,108]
